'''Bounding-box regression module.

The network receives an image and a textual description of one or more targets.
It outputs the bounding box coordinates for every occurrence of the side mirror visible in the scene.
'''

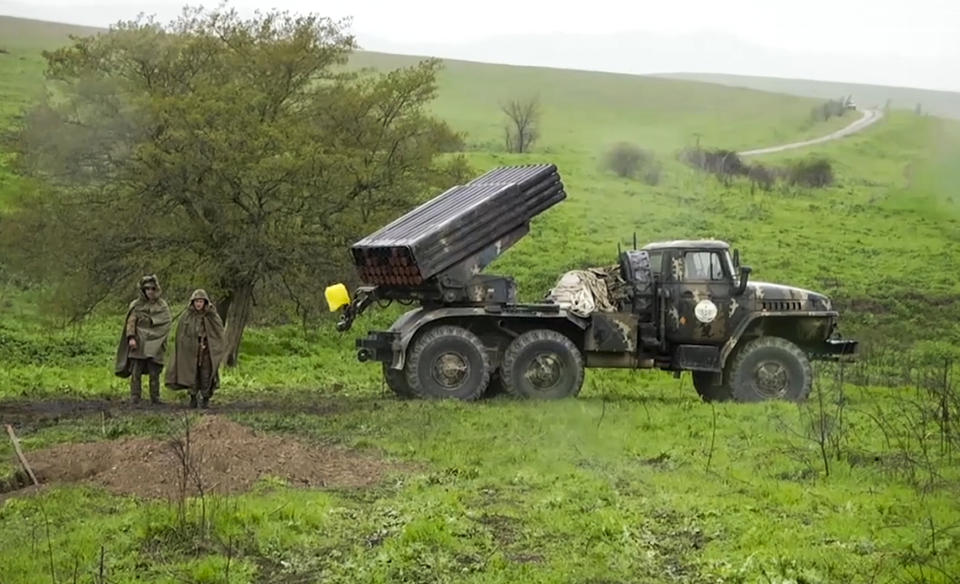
[735,265,752,295]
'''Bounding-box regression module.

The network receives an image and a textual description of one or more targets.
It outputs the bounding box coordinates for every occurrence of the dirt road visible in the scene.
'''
[738,108,883,157]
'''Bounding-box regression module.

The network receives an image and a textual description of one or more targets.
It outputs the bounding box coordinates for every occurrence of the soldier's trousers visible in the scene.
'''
[130,358,162,402]
[189,349,214,401]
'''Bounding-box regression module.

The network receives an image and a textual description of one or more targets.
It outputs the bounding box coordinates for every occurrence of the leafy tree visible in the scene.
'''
[2,6,467,364]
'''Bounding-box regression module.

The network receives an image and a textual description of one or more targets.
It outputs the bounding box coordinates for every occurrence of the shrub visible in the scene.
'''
[680,146,836,191]
[604,142,662,185]
[787,157,834,188]
[747,164,776,191]
[679,147,748,178]
[604,142,651,178]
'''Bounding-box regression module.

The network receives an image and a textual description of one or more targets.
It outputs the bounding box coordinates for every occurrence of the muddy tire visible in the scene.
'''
[405,325,490,401]
[382,363,416,399]
[692,371,732,402]
[726,336,812,402]
[501,329,584,399]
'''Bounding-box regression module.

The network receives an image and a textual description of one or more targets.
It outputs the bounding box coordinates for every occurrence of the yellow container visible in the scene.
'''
[324,283,351,312]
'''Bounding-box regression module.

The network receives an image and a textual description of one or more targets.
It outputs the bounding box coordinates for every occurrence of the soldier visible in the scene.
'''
[115,274,172,404]
[165,289,226,409]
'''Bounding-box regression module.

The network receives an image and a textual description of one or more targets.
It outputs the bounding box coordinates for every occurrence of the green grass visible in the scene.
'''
[2,382,959,583]
[2,14,960,584]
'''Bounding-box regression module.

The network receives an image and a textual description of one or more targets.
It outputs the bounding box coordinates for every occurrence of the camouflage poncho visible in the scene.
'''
[114,275,172,377]
[165,289,227,391]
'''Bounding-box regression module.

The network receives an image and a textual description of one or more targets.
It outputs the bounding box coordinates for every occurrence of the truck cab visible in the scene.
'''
[608,239,855,401]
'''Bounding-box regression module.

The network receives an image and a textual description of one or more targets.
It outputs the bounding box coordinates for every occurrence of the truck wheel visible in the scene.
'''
[502,329,584,399]
[382,363,416,399]
[692,371,732,402]
[726,336,812,402]
[405,325,490,401]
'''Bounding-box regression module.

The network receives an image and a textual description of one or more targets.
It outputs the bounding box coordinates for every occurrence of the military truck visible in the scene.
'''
[326,164,857,403]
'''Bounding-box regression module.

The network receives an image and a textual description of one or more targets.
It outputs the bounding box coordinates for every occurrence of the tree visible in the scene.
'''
[3,6,467,365]
[501,96,540,153]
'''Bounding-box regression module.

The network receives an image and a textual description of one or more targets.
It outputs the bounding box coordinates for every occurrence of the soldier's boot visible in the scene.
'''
[189,392,198,409]
[200,394,210,409]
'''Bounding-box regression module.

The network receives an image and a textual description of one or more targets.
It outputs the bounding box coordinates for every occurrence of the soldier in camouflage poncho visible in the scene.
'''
[115,275,172,404]
[165,289,226,409]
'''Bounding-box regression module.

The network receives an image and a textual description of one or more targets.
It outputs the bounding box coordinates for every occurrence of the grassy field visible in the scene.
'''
[2,14,960,584]
[655,72,960,121]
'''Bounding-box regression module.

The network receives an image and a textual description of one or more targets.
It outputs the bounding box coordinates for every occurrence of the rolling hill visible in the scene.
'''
[655,72,960,120]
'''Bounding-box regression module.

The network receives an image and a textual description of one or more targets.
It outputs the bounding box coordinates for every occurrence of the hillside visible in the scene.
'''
[655,72,960,120]
[0,16,101,119]
[349,51,859,153]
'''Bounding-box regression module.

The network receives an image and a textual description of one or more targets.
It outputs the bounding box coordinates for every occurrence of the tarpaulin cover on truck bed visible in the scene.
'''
[546,266,629,317]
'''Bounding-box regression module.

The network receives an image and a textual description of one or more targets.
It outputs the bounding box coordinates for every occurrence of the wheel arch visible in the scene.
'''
[719,311,838,367]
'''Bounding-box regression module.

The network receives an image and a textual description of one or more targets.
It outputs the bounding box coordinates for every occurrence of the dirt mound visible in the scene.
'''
[15,416,399,499]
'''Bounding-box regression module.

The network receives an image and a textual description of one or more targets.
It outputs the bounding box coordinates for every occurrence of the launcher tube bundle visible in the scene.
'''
[350,164,565,286]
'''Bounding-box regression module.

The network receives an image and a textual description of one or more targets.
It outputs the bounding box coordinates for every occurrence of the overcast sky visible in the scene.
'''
[2,0,959,91]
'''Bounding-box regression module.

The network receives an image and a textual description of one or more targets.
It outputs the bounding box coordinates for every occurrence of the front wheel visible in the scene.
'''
[501,329,584,399]
[405,325,491,401]
[725,336,812,402]
[692,371,732,402]
[383,363,416,399]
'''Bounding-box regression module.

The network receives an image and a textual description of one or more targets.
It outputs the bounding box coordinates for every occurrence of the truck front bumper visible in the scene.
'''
[811,338,859,360]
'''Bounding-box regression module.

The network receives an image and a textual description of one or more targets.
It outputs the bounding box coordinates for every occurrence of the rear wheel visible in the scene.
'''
[502,329,584,399]
[726,336,812,402]
[405,325,490,401]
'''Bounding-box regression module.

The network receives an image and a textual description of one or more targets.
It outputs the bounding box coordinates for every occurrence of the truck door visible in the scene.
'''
[664,249,734,345]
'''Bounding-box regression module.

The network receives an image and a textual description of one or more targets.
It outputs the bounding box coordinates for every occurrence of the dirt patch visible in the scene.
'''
[7,415,401,499]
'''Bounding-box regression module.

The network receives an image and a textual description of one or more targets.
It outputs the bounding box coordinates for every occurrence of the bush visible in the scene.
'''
[680,146,835,191]
[678,147,748,178]
[787,157,834,188]
[810,98,849,122]
[604,142,662,185]
[747,164,777,191]
[605,142,650,177]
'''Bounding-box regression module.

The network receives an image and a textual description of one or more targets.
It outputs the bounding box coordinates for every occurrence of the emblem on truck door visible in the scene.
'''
[695,299,718,323]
